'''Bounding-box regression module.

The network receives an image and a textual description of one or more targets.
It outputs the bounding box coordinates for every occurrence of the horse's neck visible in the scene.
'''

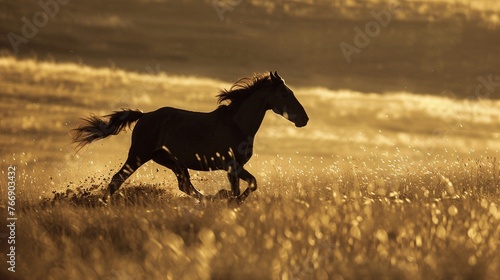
[232,90,269,136]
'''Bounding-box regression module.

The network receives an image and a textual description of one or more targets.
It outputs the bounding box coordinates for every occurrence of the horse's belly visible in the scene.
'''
[164,145,236,171]
[160,135,252,171]
[149,108,250,171]
[188,152,232,171]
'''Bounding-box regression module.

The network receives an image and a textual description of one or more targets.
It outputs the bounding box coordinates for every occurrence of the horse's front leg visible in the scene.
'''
[217,168,256,204]
[234,168,257,203]
[228,171,240,196]
[207,171,238,200]
[209,161,242,201]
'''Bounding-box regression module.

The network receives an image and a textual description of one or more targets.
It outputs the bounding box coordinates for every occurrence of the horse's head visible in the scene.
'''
[267,71,309,127]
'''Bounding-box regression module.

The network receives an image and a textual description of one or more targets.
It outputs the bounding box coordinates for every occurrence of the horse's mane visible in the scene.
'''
[217,73,281,106]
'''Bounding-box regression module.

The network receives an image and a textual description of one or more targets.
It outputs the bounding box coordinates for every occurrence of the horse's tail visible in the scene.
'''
[72,109,144,150]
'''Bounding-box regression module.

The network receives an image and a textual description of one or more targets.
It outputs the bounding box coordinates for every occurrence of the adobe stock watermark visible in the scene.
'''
[212,0,243,21]
[110,63,161,110]
[340,2,402,63]
[7,0,72,54]
[6,165,17,273]
[426,74,499,156]
[474,74,500,99]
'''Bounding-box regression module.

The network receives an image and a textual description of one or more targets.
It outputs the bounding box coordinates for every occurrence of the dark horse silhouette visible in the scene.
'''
[72,71,308,203]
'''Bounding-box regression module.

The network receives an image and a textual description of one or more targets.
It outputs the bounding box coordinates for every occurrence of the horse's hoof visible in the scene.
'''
[227,196,243,207]
[100,191,110,206]
[214,189,231,199]
[203,190,230,202]
[98,197,108,206]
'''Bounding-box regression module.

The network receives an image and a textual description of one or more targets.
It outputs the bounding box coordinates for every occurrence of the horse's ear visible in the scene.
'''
[270,71,282,83]
[270,71,276,81]
[274,71,283,81]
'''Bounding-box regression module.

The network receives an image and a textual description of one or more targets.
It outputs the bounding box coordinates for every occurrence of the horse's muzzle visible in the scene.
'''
[294,116,309,127]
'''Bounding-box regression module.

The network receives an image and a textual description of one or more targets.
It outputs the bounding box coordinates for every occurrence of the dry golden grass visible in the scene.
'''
[10,157,500,280]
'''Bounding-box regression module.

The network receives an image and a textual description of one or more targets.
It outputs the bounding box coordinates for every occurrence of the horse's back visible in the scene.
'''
[133,107,213,144]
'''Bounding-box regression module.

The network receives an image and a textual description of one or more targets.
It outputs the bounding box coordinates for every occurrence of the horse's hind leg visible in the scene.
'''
[102,154,144,202]
[152,149,203,200]
[173,167,203,200]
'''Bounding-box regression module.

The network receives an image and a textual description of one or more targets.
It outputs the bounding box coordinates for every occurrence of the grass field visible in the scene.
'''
[12,167,500,280]
[0,56,499,279]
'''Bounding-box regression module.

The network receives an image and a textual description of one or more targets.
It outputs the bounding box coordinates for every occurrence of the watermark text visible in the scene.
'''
[340,2,401,63]
[7,0,72,54]
[6,165,17,273]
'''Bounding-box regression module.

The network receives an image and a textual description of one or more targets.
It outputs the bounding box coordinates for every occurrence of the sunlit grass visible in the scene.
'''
[12,155,500,279]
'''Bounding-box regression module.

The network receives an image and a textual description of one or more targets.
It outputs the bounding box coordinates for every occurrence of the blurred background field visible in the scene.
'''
[0,0,499,279]
[1,0,499,96]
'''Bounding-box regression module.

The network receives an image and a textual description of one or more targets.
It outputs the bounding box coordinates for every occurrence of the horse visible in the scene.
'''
[72,71,309,203]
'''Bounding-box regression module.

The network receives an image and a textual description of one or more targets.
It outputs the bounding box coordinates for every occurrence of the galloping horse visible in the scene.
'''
[72,71,309,203]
